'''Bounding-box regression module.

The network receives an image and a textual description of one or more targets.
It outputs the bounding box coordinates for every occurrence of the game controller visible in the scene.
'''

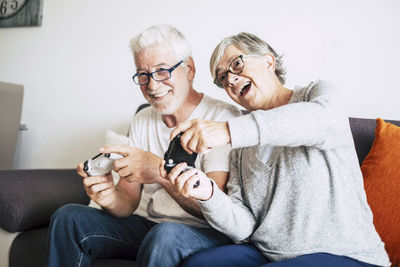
[164,133,200,188]
[83,153,123,176]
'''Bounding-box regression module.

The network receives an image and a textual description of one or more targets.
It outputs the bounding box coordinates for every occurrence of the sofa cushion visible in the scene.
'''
[0,169,90,232]
[349,117,400,165]
[9,227,48,267]
[361,118,400,266]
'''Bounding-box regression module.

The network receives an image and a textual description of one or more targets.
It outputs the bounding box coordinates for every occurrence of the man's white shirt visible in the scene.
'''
[129,94,242,227]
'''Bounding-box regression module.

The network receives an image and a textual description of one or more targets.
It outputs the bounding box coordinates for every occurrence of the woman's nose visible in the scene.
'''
[227,72,240,86]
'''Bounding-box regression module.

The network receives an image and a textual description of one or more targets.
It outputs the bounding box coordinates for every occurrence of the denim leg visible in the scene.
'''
[182,243,269,267]
[136,222,233,267]
[46,203,157,267]
[262,253,380,267]
[183,246,380,267]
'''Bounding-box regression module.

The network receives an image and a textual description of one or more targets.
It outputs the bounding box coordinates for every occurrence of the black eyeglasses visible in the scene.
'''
[132,60,183,85]
[214,55,246,88]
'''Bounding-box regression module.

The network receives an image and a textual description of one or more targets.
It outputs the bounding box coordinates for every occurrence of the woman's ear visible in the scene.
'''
[265,54,276,72]
[185,56,196,81]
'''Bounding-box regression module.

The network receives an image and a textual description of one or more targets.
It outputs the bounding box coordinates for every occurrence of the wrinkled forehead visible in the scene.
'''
[134,44,178,69]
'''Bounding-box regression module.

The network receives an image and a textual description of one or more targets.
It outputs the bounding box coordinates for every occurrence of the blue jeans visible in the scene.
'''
[181,243,379,267]
[46,204,232,267]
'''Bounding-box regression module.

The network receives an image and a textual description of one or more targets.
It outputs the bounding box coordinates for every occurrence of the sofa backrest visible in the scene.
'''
[349,117,400,166]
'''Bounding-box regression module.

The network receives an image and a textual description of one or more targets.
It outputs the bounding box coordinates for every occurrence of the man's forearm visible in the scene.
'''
[101,193,136,217]
[103,182,142,217]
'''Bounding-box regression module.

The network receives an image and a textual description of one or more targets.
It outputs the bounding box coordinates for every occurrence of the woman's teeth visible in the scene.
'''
[237,82,251,96]
[236,87,243,96]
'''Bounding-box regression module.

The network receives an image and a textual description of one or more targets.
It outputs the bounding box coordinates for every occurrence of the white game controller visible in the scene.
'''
[83,153,123,176]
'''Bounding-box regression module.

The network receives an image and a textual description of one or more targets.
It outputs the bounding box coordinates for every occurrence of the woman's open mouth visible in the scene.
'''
[236,82,251,96]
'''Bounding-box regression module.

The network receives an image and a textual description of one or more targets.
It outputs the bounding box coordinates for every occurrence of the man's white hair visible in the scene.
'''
[130,24,192,63]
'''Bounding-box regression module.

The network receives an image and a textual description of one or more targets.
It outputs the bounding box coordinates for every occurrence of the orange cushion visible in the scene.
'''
[362,118,400,266]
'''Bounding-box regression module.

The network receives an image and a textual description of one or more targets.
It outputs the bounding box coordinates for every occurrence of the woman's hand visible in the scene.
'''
[170,119,231,154]
[160,161,214,201]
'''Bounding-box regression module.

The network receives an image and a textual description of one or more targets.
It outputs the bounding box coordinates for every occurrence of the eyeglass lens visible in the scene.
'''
[135,70,170,85]
[133,61,183,85]
[216,56,244,87]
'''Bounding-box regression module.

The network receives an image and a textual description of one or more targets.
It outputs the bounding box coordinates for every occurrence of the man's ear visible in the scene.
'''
[265,54,276,72]
[185,56,196,81]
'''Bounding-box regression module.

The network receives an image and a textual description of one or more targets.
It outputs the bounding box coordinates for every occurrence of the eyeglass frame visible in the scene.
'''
[132,60,184,85]
[214,54,261,89]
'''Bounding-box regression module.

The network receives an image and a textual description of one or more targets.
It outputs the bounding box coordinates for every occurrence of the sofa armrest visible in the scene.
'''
[0,169,90,233]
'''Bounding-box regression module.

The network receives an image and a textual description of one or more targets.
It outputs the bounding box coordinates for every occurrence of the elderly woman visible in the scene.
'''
[163,33,390,266]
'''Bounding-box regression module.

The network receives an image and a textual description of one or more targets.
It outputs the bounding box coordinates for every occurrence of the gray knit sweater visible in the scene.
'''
[199,81,390,266]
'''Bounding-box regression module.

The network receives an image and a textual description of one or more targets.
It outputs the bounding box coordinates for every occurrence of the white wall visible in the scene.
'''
[1,0,399,169]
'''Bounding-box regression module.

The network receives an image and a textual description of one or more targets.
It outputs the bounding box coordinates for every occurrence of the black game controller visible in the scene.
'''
[164,132,200,188]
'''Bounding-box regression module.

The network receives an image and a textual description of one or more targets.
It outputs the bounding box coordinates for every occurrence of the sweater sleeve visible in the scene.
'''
[199,102,243,173]
[199,149,256,241]
[228,80,349,150]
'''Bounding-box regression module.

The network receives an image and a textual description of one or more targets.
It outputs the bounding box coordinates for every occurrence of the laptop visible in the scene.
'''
[0,82,24,170]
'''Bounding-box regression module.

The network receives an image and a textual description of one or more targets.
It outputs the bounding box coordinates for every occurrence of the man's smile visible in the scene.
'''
[148,89,172,99]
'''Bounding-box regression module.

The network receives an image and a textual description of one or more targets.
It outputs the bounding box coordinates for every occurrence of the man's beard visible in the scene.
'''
[152,100,180,115]
[149,88,189,115]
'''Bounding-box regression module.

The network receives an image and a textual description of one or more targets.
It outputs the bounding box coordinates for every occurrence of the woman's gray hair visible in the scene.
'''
[130,24,192,63]
[210,32,286,85]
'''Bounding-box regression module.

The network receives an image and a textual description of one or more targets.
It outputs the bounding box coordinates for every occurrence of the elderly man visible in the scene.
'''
[46,25,241,267]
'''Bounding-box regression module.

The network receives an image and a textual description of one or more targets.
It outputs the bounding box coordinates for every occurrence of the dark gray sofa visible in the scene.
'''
[1,117,399,267]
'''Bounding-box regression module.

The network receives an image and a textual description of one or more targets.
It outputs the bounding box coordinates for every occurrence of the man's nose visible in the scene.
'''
[147,76,161,90]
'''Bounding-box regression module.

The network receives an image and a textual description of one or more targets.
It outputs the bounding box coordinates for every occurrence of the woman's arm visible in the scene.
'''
[172,81,348,154]
[229,81,349,149]
[200,149,256,241]
[158,170,229,219]
[165,149,257,242]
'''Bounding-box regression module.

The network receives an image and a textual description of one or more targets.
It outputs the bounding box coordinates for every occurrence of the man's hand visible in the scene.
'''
[160,161,214,201]
[100,145,163,184]
[170,119,231,154]
[77,162,116,208]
